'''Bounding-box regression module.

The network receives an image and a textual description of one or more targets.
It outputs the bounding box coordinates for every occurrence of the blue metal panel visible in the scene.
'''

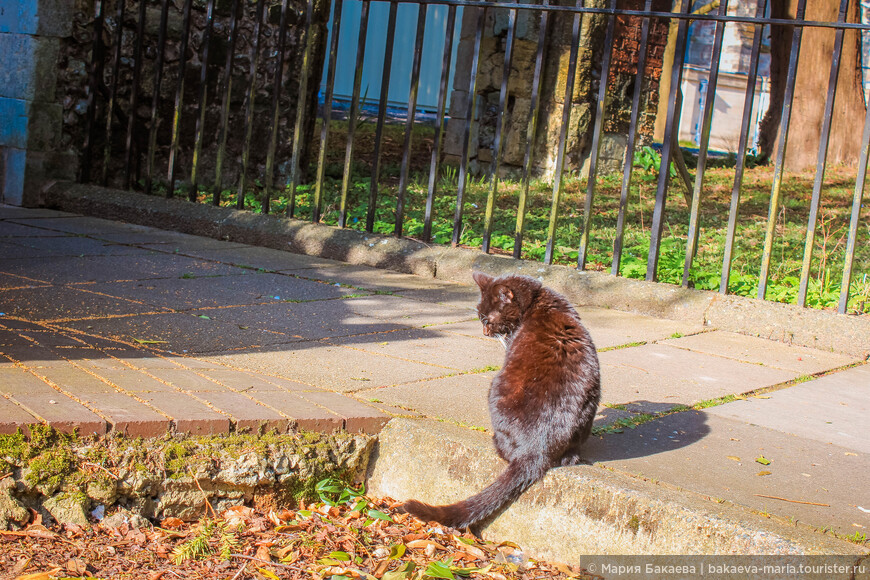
[322,0,462,112]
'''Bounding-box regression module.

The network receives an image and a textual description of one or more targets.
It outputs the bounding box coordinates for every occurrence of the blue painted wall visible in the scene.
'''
[321,0,463,112]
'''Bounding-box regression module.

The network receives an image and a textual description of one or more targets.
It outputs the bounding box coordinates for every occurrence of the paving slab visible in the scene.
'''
[7,216,159,236]
[705,364,870,453]
[598,343,797,413]
[0,254,246,285]
[194,300,408,341]
[0,206,75,219]
[202,343,454,392]
[196,368,312,392]
[335,294,476,328]
[133,390,231,435]
[357,372,496,430]
[0,235,155,257]
[99,230,248,248]
[0,367,106,435]
[0,221,69,237]
[584,409,870,537]
[60,312,301,354]
[191,390,290,433]
[661,331,859,374]
[171,245,343,271]
[357,372,643,432]
[293,263,460,292]
[0,397,40,434]
[390,283,481,310]
[576,306,705,349]
[325,328,504,372]
[0,272,52,289]
[0,285,166,321]
[74,368,178,393]
[241,390,343,432]
[95,272,358,311]
[296,391,390,434]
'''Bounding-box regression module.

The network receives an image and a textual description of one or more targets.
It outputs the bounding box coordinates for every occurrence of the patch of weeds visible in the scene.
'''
[592,413,657,435]
[693,394,740,410]
[171,517,240,564]
[180,272,196,279]
[669,332,684,339]
[602,403,628,411]
[468,365,500,374]
[598,341,646,352]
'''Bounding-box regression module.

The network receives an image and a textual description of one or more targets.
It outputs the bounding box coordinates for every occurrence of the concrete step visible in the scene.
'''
[368,418,867,560]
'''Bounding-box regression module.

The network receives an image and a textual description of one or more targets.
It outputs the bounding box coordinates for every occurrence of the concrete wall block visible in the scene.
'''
[0,0,73,36]
[0,33,59,101]
[0,98,63,151]
[0,147,76,207]
[1,147,26,206]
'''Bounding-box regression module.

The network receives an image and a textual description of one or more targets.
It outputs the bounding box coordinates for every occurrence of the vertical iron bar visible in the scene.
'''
[577,0,617,270]
[838,100,870,313]
[514,0,549,259]
[237,0,266,210]
[395,3,429,237]
[338,0,370,228]
[213,0,241,205]
[144,0,170,196]
[82,0,105,184]
[645,0,691,281]
[422,4,456,242]
[264,0,291,215]
[612,0,652,275]
[313,0,344,223]
[681,0,729,287]
[167,0,194,197]
[366,0,400,232]
[720,0,766,293]
[481,0,518,253]
[102,0,125,186]
[451,5,486,247]
[190,0,216,202]
[124,0,147,189]
[797,0,849,307]
[543,0,583,265]
[287,0,316,218]
[758,0,807,300]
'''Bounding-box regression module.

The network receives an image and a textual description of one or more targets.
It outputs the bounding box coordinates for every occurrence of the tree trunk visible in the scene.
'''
[758,0,866,170]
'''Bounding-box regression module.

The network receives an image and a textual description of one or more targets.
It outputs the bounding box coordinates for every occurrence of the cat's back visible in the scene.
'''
[514,286,594,355]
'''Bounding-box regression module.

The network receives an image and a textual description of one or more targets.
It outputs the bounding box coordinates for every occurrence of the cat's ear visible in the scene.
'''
[495,285,514,304]
[472,271,493,289]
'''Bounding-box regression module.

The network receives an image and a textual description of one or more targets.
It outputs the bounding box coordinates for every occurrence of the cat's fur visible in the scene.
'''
[402,272,600,529]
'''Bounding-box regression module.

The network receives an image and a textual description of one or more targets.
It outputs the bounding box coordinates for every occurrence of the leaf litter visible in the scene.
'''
[2,481,599,580]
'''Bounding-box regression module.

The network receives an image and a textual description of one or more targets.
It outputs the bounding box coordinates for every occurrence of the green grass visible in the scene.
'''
[186,122,870,314]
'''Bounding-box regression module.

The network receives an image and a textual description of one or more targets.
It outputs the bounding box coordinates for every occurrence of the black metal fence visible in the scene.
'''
[80,0,870,315]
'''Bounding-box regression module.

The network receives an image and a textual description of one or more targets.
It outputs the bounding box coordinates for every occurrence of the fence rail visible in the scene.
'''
[80,0,870,315]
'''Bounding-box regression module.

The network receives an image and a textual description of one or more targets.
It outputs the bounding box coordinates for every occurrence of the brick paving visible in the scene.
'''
[0,207,397,436]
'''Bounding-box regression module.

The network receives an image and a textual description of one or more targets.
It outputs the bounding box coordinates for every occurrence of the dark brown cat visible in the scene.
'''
[402,272,600,529]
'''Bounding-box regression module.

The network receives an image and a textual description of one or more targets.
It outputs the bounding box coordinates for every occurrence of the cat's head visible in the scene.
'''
[472,272,540,338]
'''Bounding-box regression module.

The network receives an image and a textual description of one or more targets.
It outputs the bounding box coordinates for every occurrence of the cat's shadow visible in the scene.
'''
[582,402,711,463]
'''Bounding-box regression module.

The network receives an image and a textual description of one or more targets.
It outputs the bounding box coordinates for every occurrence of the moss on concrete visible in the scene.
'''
[0,426,375,529]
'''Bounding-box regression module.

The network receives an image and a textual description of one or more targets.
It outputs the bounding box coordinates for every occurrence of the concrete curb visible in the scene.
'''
[366,418,868,559]
[43,182,870,358]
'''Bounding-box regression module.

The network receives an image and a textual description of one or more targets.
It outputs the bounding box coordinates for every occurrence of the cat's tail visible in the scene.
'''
[401,456,547,529]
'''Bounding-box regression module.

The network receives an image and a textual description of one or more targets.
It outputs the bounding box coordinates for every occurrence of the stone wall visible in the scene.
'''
[443,0,669,179]
[1,0,328,206]
[73,0,330,194]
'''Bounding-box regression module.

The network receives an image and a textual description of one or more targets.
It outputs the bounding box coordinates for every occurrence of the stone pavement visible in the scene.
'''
[1,205,868,546]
